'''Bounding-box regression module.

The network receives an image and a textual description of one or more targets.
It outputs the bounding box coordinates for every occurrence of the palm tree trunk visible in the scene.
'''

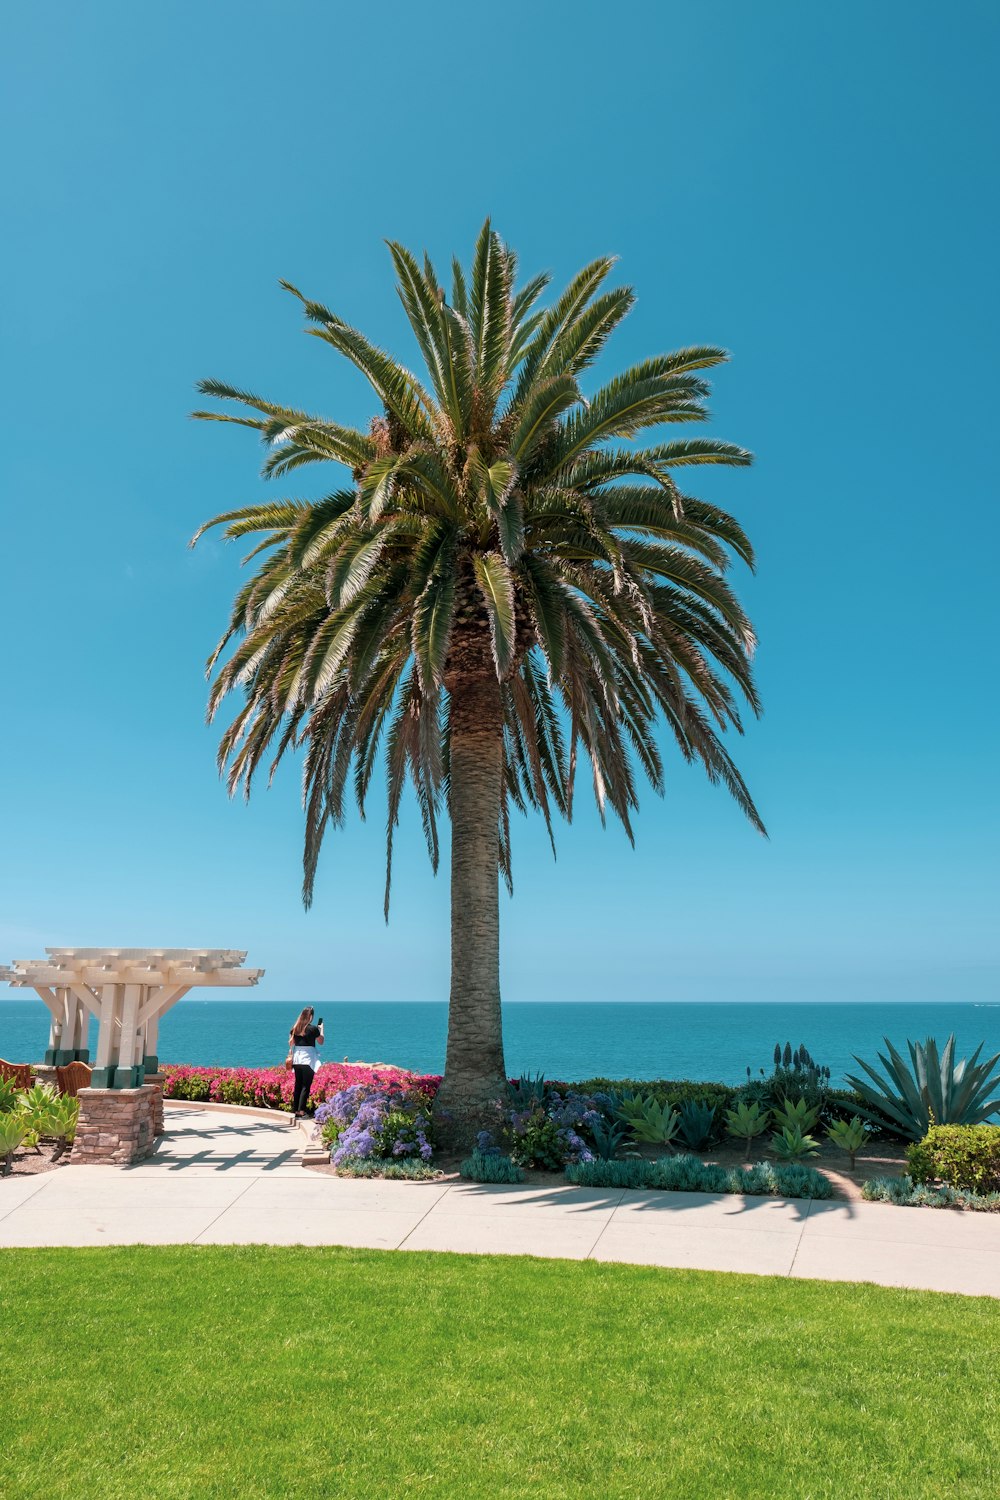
[434,631,507,1140]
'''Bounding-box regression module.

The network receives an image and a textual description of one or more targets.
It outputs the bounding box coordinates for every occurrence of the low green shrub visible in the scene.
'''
[459,1150,525,1184]
[332,1157,441,1180]
[769,1162,834,1198]
[566,1153,832,1200]
[862,1174,1000,1212]
[163,1071,212,1103]
[653,1154,731,1193]
[509,1112,568,1171]
[565,1157,657,1190]
[906,1124,1000,1193]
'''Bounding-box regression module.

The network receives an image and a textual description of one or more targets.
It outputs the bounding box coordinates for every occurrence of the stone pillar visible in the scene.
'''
[71,1085,160,1165]
[146,1074,165,1136]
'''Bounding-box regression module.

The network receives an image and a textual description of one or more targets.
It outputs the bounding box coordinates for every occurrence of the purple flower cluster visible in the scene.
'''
[560,1128,595,1165]
[315,1083,435,1166]
[332,1098,386,1164]
[390,1120,434,1161]
[497,1089,603,1169]
[549,1097,604,1134]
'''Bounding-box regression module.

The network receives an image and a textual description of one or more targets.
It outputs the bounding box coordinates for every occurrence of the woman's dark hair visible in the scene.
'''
[290,1006,314,1041]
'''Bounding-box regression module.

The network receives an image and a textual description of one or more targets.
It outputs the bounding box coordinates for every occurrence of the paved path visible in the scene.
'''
[2,1106,999,1297]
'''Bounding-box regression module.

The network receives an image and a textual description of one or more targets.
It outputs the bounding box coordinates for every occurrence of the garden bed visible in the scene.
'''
[0,1142,71,1179]
[154,1057,970,1208]
[304,1140,911,1203]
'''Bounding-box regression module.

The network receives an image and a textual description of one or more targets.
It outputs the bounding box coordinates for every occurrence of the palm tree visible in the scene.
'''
[192,221,764,1134]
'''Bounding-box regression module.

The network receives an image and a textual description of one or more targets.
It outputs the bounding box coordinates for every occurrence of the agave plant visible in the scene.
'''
[845,1035,1000,1142]
[724,1100,771,1157]
[192,221,763,1132]
[615,1093,681,1147]
[17,1083,57,1117]
[771,1125,820,1162]
[677,1098,717,1151]
[505,1073,548,1109]
[772,1097,820,1135]
[37,1096,80,1160]
[0,1114,28,1176]
[0,1077,21,1113]
[587,1116,630,1161]
[826,1115,868,1170]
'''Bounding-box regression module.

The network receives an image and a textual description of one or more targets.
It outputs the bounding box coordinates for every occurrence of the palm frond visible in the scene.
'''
[195,228,762,912]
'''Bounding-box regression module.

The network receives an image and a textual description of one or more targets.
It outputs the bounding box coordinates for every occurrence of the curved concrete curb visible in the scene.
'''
[163,1098,294,1126]
[164,1098,327,1167]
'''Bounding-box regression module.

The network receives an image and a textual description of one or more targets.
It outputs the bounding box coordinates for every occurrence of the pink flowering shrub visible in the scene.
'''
[161,1062,441,1114]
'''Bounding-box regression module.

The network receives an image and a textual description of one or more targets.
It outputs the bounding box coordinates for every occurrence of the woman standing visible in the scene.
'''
[288,1006,323,1120]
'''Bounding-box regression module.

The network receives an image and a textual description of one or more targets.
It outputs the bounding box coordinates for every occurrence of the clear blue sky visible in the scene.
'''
[2,2,997,1005]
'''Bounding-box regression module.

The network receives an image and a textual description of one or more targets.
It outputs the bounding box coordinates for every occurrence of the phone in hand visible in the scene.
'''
[317,1017,323,1026]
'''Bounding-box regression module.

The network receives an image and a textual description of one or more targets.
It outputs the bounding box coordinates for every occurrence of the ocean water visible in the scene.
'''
[2,999,999,1087]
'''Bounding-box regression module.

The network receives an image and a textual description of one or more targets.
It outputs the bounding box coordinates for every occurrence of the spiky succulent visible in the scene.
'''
[845,1035,1000,1141]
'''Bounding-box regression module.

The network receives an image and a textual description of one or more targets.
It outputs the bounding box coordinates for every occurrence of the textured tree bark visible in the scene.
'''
[434,623,507,1143]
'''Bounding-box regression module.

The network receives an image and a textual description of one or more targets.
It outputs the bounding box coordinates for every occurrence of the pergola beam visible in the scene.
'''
[11,968,259,987]
[2,948,263,1086]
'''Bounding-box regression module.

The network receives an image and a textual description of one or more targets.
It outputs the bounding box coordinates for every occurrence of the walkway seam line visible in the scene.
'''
[189,1177,262,1244]
[392,1182,454,1250]
[583,1189,627,1261]
[785,1198,814,1278]
[0,1172,55,1224]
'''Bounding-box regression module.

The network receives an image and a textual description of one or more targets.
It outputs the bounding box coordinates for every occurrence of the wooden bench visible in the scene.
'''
[0,1059,32,1089]
[55,1061,93,1097]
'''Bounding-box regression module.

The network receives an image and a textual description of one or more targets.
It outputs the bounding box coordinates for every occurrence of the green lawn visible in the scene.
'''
[2,1248,998,1499]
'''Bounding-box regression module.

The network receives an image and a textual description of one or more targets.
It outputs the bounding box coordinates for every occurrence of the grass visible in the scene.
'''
[2,1247,999,1499]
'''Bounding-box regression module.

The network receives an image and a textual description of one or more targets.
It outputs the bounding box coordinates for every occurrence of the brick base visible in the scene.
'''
[72,1085,160,1165]
[148,1075,165,1136]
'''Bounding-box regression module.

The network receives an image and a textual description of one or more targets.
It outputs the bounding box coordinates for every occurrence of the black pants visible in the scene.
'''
[292,1064,315,1114]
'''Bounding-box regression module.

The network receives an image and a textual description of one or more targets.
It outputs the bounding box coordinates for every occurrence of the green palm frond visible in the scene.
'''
[473,553,517,676]
[193,220,763,911]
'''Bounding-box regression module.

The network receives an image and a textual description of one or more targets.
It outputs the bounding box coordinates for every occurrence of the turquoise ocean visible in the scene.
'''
[2,1000,998,1086]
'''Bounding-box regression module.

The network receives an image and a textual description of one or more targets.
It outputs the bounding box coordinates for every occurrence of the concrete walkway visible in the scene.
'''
[2,1106,999,1298]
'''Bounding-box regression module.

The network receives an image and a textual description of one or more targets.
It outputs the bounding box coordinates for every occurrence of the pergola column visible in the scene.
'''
[48,984,91,1064]
[137,984,190,1075]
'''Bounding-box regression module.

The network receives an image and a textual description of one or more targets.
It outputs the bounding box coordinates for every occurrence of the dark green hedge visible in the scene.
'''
[569,1078,738,1109]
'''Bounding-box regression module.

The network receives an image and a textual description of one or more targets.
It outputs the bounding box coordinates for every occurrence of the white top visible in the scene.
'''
[291,1043,321,1071]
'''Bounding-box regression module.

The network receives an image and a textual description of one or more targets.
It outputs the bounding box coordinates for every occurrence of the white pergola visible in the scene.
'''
[0,948,263,1088]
